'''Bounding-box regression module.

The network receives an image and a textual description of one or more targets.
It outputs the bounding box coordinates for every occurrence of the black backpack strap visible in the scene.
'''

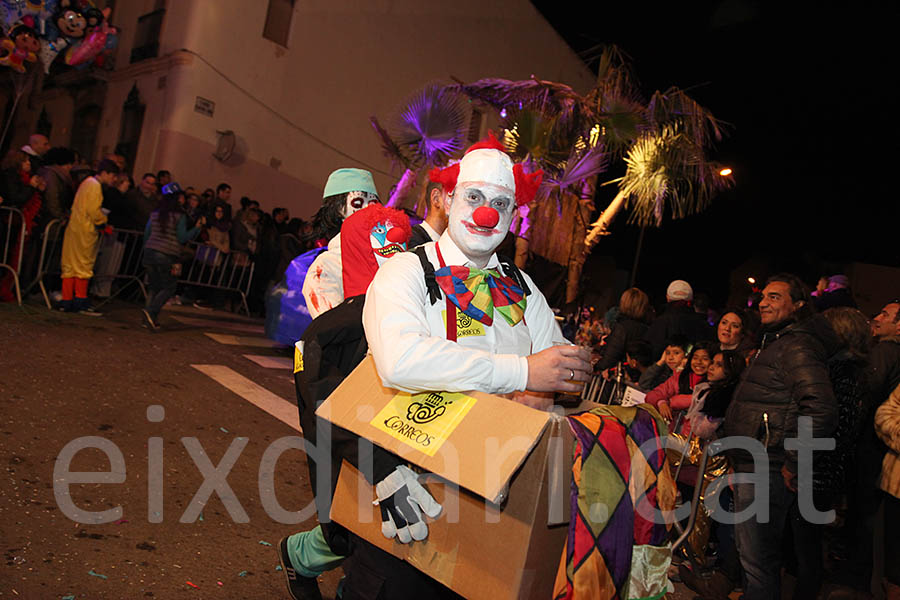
[414,246,442,305]
[498,255,531,296]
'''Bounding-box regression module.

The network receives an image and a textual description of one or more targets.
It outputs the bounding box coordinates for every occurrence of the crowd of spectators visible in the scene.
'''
[5,134,900,600]
[0,133,317,313]
[571,275,899,600]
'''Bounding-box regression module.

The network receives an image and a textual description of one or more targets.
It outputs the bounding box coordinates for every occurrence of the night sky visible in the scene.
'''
[531,1,897,307]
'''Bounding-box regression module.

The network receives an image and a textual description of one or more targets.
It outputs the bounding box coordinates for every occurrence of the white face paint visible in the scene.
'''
[447,181,515,266]
[343,190,380,219]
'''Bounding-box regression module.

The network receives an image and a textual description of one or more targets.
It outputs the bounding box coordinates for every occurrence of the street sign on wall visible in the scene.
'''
[194,97,215,117]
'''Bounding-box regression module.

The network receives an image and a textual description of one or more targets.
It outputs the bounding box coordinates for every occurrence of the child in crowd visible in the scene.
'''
[646,341,714,425]
[638,334,690,391]
[686,350,746,439]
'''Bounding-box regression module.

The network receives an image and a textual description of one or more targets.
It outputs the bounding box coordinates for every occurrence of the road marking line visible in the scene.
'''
[172,315,265,334]
[204,333,286,348]
[243,354,293,370]
[165,303,262,324]
[191,364,300,432]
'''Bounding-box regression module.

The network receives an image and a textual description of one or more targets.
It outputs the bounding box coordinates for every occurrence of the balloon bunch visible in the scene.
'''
[0,0,118,73]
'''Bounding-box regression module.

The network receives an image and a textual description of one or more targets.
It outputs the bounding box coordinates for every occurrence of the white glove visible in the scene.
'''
[374,465,442,543]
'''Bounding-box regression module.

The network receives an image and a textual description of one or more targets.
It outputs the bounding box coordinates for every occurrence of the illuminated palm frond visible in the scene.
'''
[616,125,733,227]
[545,145,610,193]
[390,84,468,168]
[504,110,557,160]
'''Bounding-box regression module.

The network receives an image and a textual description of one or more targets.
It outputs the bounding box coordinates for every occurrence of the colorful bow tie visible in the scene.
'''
[434,265,527,327]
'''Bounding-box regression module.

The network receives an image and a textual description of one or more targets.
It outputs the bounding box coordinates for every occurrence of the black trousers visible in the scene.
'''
[341,535,463,600]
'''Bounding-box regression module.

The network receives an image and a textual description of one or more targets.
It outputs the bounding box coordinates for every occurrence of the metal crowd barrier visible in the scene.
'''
[22,219,255,315]
[22,218,66,306]
[24,222,148,310]
[179,242,255,315]
[0,206,26,305]
[90,228,149,310]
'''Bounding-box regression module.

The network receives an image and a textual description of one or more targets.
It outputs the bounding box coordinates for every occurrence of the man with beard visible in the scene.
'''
[339,134,591,598]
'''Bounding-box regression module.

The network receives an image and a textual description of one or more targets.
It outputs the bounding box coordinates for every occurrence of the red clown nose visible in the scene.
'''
[386,226,407,244]
[472,206,500,229]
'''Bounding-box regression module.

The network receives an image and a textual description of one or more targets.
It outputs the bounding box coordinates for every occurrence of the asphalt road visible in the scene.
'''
[0,300,341,599]
[0,299,705,600]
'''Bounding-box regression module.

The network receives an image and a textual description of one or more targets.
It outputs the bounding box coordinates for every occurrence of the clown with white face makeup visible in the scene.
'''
[302,168,381,319]
[346,134,593,596]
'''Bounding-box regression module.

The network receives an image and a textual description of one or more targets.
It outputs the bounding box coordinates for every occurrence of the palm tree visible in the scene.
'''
[369,83,468,209]
[449,46,732,302]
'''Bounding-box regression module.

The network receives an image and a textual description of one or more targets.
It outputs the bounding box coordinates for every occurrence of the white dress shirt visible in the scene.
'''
[419,221,440,242]
[302,233,343,319]
[363,231,566,395]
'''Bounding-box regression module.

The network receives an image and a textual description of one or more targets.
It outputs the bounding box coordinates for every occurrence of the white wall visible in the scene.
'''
[15,0,593,219]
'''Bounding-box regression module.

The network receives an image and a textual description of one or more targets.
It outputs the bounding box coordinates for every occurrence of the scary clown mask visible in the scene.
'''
[341,204,411,297]
[430,132,543,265]
[343,190,380,219]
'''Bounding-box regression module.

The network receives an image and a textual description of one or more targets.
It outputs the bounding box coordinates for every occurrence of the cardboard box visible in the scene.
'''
[317,356,573,600]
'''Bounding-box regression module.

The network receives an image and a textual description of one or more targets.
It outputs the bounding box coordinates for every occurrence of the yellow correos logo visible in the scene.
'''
[371,391,477,457]
[442,310,485,338]
[293,342,304,373]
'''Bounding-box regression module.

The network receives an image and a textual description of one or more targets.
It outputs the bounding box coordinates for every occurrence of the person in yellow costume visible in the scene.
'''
[59,159,120,314]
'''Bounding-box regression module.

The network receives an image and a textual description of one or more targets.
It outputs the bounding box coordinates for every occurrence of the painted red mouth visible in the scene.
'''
[462,221,499,236]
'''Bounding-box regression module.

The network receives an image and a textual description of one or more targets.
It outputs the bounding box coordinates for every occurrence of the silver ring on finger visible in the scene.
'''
[569,369,575,380]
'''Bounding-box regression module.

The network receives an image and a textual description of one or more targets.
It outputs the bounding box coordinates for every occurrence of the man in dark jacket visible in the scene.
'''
[834,300,900,595]
[644,279,713,356]
[723,273,838,600]
[115,173,158,231]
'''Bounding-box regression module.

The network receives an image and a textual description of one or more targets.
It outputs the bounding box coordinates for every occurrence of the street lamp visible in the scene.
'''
[719,168,733,176]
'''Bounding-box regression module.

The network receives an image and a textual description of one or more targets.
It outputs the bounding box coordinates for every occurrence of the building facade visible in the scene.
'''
[3,0,593,218]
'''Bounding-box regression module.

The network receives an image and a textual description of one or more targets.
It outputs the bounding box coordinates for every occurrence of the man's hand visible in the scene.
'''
[375,465,442,544]
[526,345,591,393]
[781,464,797,493]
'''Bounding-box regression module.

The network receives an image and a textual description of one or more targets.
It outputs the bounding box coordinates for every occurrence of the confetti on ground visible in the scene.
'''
[220,427,229,433]
[62,596,75,600]
[238,570,248,577]
[258,540,272,546]
[275,565,283,571]
[186,581,199,589]
[198,513,204,522]
[88,569,108,580]
[217,581,224,586]
[113,518,129,524]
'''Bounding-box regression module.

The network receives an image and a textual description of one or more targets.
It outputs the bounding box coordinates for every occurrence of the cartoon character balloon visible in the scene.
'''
[0,22,39,72]
[64,7,113,66]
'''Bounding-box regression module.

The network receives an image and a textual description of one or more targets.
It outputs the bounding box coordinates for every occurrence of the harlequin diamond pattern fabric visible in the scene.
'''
[433,265,526,327]
[554,405,676,600]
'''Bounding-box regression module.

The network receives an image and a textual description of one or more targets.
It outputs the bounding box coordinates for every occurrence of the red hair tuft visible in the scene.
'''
[429,163,459,195]
[464,130,506,154]
[513,164,543,207]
